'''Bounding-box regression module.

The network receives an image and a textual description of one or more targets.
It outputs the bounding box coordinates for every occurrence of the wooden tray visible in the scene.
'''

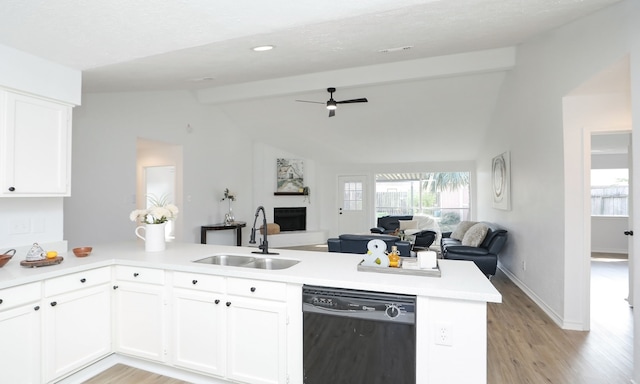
[357,258,441,277]
[20,256,64,268]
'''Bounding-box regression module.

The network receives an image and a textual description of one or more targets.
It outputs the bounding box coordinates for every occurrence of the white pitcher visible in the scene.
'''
[135,222,167,252]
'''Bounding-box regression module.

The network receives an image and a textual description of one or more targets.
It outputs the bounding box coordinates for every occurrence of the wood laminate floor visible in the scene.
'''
[85,252,632,384]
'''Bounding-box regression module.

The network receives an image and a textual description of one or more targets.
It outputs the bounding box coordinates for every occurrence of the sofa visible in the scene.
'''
[371,214,440,249]
[440,221,508,276]
[327,234,412,256]
[370,215,414,234]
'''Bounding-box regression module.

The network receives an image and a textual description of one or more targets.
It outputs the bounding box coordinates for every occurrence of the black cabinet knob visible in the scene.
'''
[0,299,3,304]
[80,278,86,283]
[34,305,40,311]
[192,280,198,285]
[215,299,220,304]
[133,273,139,277]
[226,302,231,307]
[624,230,634,236]
[250,287,256,292]
[113,285,119,290]
[50,301,57,307]
[8,187,15,192]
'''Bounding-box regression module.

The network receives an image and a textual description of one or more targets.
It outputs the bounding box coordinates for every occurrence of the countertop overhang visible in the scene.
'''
[0,242,501,303]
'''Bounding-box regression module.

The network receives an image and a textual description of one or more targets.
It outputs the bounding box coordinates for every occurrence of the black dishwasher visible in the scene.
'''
[302,285,416,384]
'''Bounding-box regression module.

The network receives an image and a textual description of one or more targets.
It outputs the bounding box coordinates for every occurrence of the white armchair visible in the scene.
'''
[400,214,441,250]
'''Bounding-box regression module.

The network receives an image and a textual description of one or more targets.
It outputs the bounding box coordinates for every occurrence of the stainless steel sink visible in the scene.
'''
[241,258,300,270]
[194,255,256,266]
[193,254,299,270]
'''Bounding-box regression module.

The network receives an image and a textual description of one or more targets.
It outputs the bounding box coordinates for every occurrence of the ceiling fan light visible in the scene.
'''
[326,100,337,110]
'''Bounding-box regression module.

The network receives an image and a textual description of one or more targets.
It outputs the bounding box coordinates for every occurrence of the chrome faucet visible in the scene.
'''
[249,206,278,255]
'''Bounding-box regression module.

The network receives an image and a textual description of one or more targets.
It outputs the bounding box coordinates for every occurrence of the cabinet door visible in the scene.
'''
[113,282,167,362]
[0,303,41,384]
[1,91,71,196]
[43,284,111,381]
[172,288,226,376]
[226,297,288,384]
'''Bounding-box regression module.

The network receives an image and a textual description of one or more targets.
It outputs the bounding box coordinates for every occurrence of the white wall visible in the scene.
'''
[64,91,254,247]
[251,142,317,231]
[476,0,638,329]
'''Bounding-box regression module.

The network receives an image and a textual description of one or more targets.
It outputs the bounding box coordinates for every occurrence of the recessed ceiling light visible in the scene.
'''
[253,45,274,52]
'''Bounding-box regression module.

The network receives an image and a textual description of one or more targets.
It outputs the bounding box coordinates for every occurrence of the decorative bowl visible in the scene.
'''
[0,249,16,267]
[72,247,92,257]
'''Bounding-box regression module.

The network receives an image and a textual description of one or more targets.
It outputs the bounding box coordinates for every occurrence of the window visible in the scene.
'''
[375,172,470,232]
[591,168,628,216]
[343,181,363,211]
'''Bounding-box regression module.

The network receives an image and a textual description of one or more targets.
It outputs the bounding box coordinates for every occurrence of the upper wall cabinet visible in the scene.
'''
[0,90,72,196]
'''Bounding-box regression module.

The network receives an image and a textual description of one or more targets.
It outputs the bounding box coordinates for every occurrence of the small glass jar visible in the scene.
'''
[388,245,400,268]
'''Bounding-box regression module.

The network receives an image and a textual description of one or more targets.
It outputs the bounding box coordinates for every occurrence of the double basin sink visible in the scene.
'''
[194,254,300,270]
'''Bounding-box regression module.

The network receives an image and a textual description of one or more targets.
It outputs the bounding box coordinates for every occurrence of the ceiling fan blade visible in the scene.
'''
[329,109,335,117]
[295,100,325,104]
[336,98,368,104]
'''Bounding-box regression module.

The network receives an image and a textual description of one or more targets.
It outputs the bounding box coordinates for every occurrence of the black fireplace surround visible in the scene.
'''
[273,207,306,232]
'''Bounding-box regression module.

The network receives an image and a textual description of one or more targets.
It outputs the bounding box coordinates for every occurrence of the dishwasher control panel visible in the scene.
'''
[302,285,416,324]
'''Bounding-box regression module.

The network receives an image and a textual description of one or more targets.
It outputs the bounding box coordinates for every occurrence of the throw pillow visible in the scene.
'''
[450,221,477,240]
[399,220,418,231]
[462,223,489,247]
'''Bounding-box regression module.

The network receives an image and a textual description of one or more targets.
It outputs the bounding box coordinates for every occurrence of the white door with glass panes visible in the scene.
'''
[338,175,369,234]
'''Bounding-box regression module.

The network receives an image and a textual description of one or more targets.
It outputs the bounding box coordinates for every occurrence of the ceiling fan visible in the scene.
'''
[296,87,368,117]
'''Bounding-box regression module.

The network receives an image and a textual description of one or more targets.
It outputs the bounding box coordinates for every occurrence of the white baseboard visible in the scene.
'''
[498,265,574,330]
[56,354,227,384]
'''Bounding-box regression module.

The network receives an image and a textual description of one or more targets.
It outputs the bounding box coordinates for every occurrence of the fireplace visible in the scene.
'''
[273,207,306,232]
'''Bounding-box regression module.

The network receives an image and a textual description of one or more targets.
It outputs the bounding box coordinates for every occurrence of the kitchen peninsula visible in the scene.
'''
[0,242,501,384]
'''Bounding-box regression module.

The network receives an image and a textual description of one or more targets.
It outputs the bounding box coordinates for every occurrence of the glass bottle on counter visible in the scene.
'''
[388,245,400,268]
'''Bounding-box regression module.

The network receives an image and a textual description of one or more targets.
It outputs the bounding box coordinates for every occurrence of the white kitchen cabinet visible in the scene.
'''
[43,268,112,382]
[171,272,226,376]
[171,274,289,384]
[226,278,288,384]
[0,282,42,384]
[0,90,72,196]
[113,266,167,362]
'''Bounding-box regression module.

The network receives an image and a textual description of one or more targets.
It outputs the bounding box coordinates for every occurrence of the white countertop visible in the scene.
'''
[0,241,501,303]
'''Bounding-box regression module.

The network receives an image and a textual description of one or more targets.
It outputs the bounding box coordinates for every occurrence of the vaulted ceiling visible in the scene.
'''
[0,0,624,164]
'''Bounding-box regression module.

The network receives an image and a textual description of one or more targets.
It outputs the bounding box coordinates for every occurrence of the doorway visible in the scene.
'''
[589,132,632,368]
[136,138,183,241]
[337,175,368,235]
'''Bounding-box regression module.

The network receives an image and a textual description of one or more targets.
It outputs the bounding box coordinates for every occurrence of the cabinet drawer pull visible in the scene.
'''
[250,287,256,292]
[133,273,139,277]
[8,187,15,192]
[215,299,220,304]
[0,299,3,304]
[34,305,40,311]
[50,301,57,307]
[80,278,86,283]
[226,302,231,307]
[192,279,198,285]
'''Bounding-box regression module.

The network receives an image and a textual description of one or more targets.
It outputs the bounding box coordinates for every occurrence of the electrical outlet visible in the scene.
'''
[435,323,453,346]
[522,260,527,271]
[9,218,30,234]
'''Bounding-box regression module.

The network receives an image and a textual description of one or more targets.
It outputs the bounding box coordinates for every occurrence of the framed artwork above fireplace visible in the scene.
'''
[275,158,305,195]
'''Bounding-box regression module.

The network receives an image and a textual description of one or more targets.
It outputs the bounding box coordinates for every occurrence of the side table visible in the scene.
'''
[201,221,247,246]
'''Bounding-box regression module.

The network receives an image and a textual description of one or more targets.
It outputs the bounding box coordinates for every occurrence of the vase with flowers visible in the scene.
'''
[221,188,236,225]
[130,195,179,252]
